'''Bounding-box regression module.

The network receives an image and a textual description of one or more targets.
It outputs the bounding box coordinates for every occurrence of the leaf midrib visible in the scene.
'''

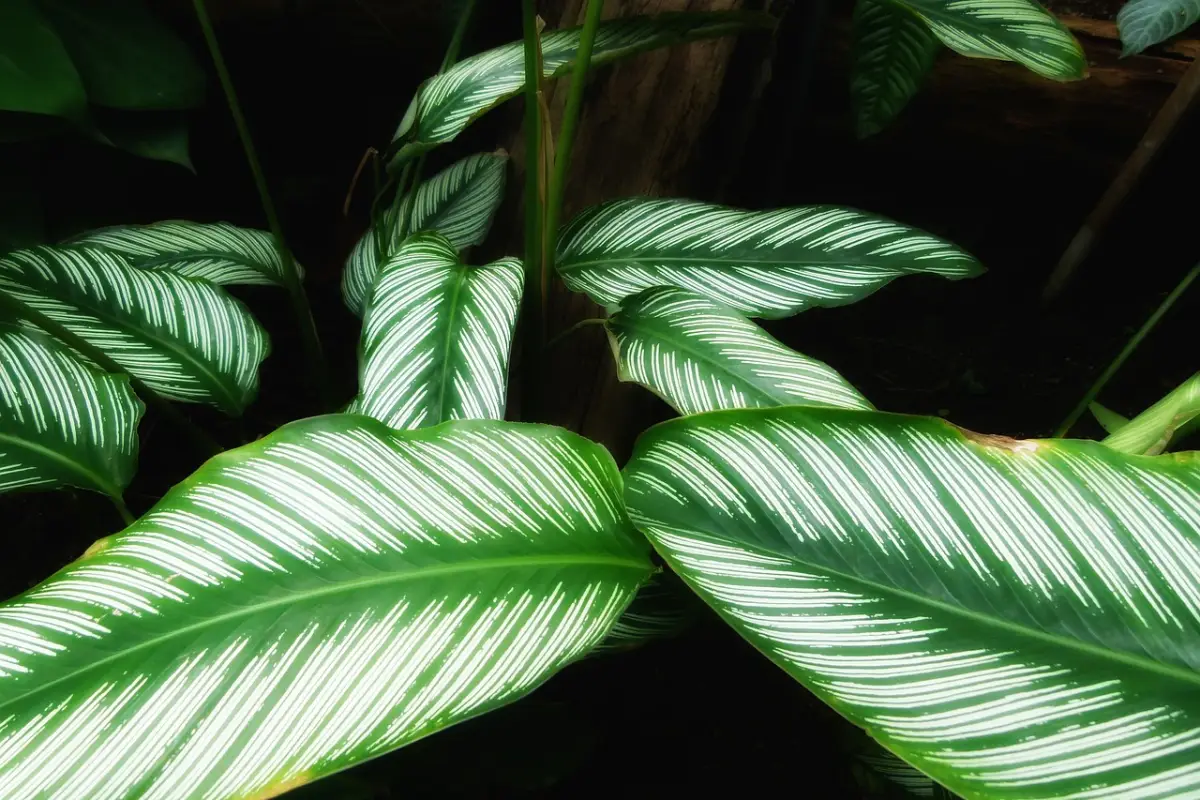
[135,250,267,278]
[0,551,651,714]
[0,430,123,499]
[432,267,468,422]
[557,253,948,275]
[669,527,1200,688]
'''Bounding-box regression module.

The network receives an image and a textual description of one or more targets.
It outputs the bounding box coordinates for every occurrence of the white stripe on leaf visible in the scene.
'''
[557,198,983,318]
[625,406,1200,798]
[0,416,652,799]
[354,233,522,430]
[0,323,142,497]
[0,246,269,414]
[69,220,296,287]
[607,286,872,415]
[852,0,941,138]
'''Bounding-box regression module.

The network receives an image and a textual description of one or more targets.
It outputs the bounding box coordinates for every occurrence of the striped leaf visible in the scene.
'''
[851,737,937,797]
[70,220,293,287]
[0,322,142,497]
[390,12,772,164]
[606,286,872,415]
[352,233,522,430]
[1118,0,1200,55]
[1101,372,1200,456]
[556,198,983,319]
[593,571,695,653]
[0,415,652,798]
[852,0,940,138]
[895,0,1086,80]
[342,152,509,317]
[625,406,1200,798]
[0,246,268,413]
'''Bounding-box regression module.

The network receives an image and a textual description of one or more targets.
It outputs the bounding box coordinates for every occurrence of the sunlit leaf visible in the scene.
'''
[852,0,940,138]
[1101,372,1200,455]
[626,406,1200,798]
[1117,0,1200,55]
[0,415,652,798]
[592,570,696,653]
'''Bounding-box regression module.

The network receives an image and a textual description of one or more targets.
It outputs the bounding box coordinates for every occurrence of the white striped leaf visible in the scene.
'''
[0,322,142,497]
[352,233,522,430]
[0,414,652,799]
[625,406,1200,798]
[70,220,295,287]
[1118,0,1200,55]
[592,570,695,653]
[0,246,268,414]
[342,152,509,317]
[390,12,772,163]
[853,740,937,797]
[556,198,983,319]
[852,0,941,139]
[895,0,1086,80]
[1101,372,1200,456]
[606,286,872,415]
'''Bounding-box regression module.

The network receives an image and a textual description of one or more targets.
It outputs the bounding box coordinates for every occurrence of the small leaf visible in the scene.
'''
[556,198,983,319]
[606,286,872,415]
[895,0,1086,79]
[1089,401,1130,435]
[1117,0,1200,54]
[0,0,86,120]
[0,246,268,413]
[625,406,1200,798]
[353,233,522,430]
[70,221,293,286]
[0,415,652,798]
[1102,372,1200,455]
[852,0,940,138]
[343,152,509,317]
[89,108,193,170]
[0,322,142,497]
[391,12,773,162]
[593,570,696,653]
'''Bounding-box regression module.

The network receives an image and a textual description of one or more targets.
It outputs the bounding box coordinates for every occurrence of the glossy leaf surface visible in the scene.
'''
[1102,372,1200,456]
[626,406,1200,798]
[852,0,940,138]
[0,415,652,799]
[0,246,268,413]
[606,286,872,415]
[1117,0,1200,54]
[557,198,983,318]
[0,322,141,497]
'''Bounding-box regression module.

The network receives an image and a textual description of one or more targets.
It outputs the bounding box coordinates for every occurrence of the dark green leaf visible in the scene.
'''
[89,108,193,170]
[852,0,940,138]
[0,0,86,119]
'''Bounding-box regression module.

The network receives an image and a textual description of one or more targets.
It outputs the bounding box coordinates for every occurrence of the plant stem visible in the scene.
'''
[0,293,222,457]
[546,317,606,350]
[1055,261,1199,437]
[112,495,135,527]
[520,0,545,420]
[441,0,477,71]
[543,0,603,279]
[191,0,328,407]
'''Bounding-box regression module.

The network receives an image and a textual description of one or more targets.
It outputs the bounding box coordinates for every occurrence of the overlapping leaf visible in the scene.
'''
[390,12,772,163]
[852,0,940,138]
[593,571,695,653]
[557,198,983,318]
[626,406,1200,798]
[1117,0,1200,55]
[1101,372,1200,455]
[343,152,509,317]
[0,415,652,798]
[353,233,522,429]
[897,0,1086,79]
[71,221,291,286]
[606,286,872,415]
[0,246,268,413]
[0,322,141,497]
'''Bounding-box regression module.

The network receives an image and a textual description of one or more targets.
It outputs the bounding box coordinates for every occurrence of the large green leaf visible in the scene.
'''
[1101,372,1200,456]
[896,0,1086,79]
[36,0,205,110]
[0,415,652,798]
[606,286,872,415]
[89,109,193,171]
[557,198,983,319]
[70,221,292,287]
[625,406,1200,798]
[0,0,86,119]
[0,322,141,497]
[343,152,509,317]
[0,246,268,413]
[351,233,522,430]
[852,0,940,138]
[1117,0,1200,55]
[390,12,772,164]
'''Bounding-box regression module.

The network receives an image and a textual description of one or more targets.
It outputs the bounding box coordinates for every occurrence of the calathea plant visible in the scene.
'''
[1,2,1198,799]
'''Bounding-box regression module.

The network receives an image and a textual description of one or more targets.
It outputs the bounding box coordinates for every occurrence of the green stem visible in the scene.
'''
[191,0,328,407]
[1055,261,1199,437]
[0,293,222,457]
[546,317,606,351]
[112,495,135,527]
[520,0,545,421]
[544,0,603,279]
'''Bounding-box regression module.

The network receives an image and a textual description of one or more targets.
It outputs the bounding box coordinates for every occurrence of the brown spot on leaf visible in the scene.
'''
[240,773,313,800]
[959,428,1041,454]
[81,536,111,559]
